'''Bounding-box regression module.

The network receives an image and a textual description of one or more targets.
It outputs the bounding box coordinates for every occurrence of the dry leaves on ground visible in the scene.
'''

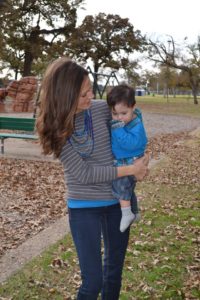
[0,160,66,257]
[147,131,200,187]
[0,131,199,258]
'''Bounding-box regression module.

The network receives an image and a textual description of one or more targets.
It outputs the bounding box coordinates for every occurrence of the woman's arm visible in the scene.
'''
[117,153,149,181]
[60,141,149,185]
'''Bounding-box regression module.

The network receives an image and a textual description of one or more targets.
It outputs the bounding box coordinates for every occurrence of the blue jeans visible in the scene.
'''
[112,177,139,214]
[68,203,130,299]
[112,176,136,201]
[113,156,142,215]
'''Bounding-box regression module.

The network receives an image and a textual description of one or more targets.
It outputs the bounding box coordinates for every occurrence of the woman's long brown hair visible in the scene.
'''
[36,57,88,158]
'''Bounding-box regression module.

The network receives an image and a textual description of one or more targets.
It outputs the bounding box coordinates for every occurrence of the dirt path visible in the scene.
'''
[0,112,199,284]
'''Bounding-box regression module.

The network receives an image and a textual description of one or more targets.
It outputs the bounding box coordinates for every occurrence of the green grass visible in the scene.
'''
[121,183,200,299]
[135,95,200,117]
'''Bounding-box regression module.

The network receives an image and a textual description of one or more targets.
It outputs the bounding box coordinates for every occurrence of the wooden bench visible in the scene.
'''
[0,117,38,154]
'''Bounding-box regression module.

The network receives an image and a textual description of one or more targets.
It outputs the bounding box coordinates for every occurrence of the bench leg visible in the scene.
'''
[1,138,4,154]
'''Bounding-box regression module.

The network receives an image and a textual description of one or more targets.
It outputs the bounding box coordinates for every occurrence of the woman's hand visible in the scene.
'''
[132,153,150,181]
[117,152,150,181]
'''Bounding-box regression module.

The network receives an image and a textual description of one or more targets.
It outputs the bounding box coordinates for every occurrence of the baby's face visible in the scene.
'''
[112,102,134,124]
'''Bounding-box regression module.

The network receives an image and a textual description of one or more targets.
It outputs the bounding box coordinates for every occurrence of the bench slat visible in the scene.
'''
[0,133,38,139]
[0,116,38,154]
[0,117,35,131]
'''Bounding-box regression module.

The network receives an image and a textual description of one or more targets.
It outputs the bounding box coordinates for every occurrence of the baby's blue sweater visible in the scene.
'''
[110,109,148,159]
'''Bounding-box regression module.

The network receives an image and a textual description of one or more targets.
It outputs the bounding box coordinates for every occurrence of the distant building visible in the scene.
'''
[135,88,146,96]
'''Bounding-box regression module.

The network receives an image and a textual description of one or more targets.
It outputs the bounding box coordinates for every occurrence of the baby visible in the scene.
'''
[107,84,148,232]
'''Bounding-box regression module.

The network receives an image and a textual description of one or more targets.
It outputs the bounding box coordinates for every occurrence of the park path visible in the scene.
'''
[0,112,199,283]
[143,112,199,137]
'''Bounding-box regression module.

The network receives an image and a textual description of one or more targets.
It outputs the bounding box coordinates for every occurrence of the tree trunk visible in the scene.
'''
[193,94,198,104]
[173,88,176,98]
[23,51,34,77]
[191,86,199,104]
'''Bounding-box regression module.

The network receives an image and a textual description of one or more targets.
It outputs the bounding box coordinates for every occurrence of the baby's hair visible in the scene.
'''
[107,84,136,108]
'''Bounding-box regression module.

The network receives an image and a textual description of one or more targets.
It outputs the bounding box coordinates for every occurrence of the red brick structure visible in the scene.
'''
[0,76,38,112]
[8,77,38,112]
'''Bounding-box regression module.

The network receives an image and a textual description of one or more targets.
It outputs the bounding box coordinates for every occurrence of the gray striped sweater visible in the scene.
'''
[60,100,118,201]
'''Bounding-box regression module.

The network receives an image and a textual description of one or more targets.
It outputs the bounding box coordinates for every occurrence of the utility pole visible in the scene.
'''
[166,40,171,101]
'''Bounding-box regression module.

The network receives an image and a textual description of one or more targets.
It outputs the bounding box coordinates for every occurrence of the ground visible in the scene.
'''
[0,111,199,283]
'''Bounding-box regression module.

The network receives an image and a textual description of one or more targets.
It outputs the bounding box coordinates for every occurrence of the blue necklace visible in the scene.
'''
[69,109,94,158]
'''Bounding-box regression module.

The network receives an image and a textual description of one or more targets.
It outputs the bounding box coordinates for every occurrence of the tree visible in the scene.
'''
[176,70,191,92]
[122,60,140,87]
[147,35,200,104]
[0,0,84,77]
[69,13,143,96]
[158,66,179,98]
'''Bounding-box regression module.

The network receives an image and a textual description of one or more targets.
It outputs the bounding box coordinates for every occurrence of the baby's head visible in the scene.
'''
[107,84,136,124]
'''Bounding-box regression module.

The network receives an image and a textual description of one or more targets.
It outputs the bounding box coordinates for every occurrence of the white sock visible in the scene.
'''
[120,206,136,232]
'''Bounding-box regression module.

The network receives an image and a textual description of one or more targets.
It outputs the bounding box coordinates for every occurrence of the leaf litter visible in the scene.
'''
[0,160,66,257]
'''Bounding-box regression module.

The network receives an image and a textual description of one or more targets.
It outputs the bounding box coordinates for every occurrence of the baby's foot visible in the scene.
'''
[120,207,136,232]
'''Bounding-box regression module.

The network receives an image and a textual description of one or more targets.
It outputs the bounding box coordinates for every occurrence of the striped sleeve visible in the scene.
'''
[60,141,117,184]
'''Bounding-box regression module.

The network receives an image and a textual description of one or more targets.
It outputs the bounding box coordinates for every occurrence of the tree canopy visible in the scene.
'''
[0,0,84,77]
[68,12,143,95]
[70,13,143,72]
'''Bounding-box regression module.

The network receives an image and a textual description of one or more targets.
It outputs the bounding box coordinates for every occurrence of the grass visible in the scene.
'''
[121,183,199,300]
[136,95,200,117]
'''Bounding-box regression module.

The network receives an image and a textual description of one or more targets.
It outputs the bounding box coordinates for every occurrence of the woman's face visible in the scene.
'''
[76,76,94,113]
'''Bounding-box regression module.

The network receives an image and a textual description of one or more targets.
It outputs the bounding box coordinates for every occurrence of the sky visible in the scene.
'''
[78,0,200,43]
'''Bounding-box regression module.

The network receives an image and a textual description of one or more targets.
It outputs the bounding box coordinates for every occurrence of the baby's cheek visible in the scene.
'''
[112,115,119,120]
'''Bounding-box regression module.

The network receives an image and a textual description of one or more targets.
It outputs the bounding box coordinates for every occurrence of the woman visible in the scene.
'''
[36,57,149,299]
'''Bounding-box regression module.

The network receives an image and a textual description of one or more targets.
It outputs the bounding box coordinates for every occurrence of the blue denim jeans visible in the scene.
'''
[112,175,136,201]
[68,203,130,299]
[112,177,139,214]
